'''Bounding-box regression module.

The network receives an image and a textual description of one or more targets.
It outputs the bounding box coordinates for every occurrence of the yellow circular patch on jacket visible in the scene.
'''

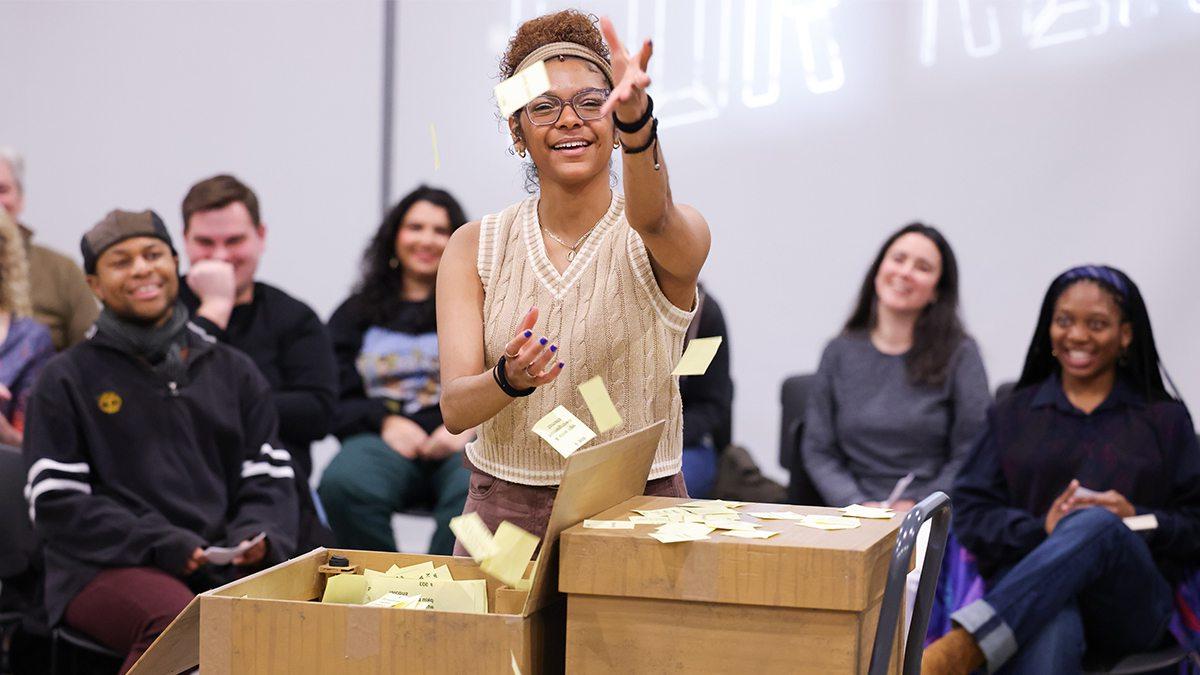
[97,391,122,414]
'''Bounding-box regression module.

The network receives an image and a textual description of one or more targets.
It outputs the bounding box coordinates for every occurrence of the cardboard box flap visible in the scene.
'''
[522,420,664,616]
[127,592,201,675]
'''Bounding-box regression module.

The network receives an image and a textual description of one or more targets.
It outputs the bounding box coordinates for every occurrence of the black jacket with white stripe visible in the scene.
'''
[22,320,298,625]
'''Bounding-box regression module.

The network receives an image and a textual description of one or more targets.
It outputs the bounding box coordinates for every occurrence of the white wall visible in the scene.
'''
[4,0,1199,485]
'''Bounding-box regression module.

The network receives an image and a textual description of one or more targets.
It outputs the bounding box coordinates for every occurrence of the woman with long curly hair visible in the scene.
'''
[0,206,53,446]
[318,185,473,555]
[924,265,1200,674]
[437,10,710,543]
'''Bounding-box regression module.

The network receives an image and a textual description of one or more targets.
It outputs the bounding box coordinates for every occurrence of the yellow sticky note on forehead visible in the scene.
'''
[495,60,551,119]
[532,405,596,458]
[578,375,622,433]
[672,336,723,376]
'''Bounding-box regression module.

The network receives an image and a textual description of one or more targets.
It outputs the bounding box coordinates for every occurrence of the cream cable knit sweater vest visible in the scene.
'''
[465,192,695,485]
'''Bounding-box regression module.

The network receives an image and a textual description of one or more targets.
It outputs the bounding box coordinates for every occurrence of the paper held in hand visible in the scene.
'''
[671,336,723,376]
[203,532,265,565]
[532,405,596,457]
[494,60,551,119]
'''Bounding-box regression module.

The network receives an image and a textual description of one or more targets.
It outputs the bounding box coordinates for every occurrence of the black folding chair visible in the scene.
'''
[867,491,952,675]
[779,374,825,506]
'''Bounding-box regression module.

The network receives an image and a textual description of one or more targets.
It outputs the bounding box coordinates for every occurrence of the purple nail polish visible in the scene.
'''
[557,362,565,369]
[524,330,532,338]
[549,344,558,352]
[539,337,548,346]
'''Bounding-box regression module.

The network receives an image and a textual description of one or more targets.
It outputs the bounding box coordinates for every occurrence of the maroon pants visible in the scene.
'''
[453,468,688,557]
[64,567,194,674]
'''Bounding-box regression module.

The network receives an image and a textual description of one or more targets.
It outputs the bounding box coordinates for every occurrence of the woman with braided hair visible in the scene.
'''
[437,10,709,545]
[0,206,53,445]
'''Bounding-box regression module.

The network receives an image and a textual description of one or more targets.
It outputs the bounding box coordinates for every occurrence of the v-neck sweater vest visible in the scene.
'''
[465,193,695,486]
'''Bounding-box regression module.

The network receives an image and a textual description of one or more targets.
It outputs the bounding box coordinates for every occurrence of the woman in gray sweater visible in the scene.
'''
[799,223,990,509]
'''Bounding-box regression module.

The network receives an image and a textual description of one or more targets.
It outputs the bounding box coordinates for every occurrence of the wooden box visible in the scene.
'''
[130,422,667,675]
[558,496,904,674]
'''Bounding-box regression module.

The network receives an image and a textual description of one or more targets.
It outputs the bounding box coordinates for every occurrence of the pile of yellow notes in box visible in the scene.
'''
[582,499,896,543]
[320,560,490,613]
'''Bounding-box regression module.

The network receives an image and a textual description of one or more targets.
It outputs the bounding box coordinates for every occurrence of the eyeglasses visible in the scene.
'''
[523,88,612,126]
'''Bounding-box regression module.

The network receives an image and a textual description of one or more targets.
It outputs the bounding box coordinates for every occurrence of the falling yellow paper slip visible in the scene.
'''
[449,512,499,562]
[532,405,596,457]
[481,521,540,588]
[671,337,723,376]
[321,573,367,604]
[577,375,622,433]
[494,60,551,118]
[429,122,441,172]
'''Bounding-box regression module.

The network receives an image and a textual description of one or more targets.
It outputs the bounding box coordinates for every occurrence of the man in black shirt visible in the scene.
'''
[177,174,337,547]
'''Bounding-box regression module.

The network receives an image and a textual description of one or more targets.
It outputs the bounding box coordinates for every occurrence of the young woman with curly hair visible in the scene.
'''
[0,206,53,446]
[437,10,710,544]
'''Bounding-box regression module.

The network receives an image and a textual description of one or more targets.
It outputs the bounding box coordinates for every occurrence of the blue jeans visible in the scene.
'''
[682,443,719,500]
[952,507,1174,674]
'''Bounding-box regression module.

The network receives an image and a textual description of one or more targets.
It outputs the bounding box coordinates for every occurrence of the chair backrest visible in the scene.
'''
[778,374,815,469]
[868,491,952,675]
[0,443,37,580]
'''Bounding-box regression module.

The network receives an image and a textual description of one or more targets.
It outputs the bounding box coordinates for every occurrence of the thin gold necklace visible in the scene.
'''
[542,223,599,262]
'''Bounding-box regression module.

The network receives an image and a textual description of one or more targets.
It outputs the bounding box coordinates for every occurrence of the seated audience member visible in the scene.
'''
[679,283,732,499]
[0,146,98,350]
[177,174,337,549]
[800,223,989,508]
[924,265,1200,674]
[0,208,53,445]
[23,210,297,673]
[319,186,472,555]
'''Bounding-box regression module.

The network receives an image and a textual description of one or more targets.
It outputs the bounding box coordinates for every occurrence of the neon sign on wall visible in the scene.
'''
[505,0,1198,129]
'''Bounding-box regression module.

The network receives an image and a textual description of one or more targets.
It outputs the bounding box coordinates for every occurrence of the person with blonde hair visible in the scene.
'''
[0,206,52,445]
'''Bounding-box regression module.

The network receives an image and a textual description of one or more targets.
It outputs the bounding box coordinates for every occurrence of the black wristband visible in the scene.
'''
[621,117,658,154]
[493,355,536,398]
[612,95,654,133]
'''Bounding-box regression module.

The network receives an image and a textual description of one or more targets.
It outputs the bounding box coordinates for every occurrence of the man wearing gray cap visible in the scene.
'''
[0,146,98,350]
[21,209,298,673]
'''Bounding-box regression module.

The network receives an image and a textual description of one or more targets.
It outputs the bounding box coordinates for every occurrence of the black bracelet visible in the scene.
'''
[493,355,536,398]
[612,95,654,133]
[621,117,661,171]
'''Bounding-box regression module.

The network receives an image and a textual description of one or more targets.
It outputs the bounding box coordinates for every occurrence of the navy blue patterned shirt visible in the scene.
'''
[953,374,1200,582]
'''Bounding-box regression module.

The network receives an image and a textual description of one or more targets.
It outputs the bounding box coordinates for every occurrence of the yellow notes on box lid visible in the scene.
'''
[449,512,500,563]
[578,375,622,433]
[679,499,747,510]
[798,515,862,531]
[748,511,808,521]
[648,522,714,544]
[481,521,540,589]
[584,519,636,529]
[322,573,367,604]
[841,504,896,520]
[628,515,670,525]
[532,405,596,457]
[705,519,759,531]
[719,529,780,539]
[671,336,723,376]
[494,59,551,118]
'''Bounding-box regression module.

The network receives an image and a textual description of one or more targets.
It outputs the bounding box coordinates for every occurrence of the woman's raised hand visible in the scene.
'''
[599,16,653,121]
[501,307,564,389]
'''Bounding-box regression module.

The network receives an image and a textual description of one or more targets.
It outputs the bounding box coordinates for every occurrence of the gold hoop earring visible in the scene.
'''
[613,138,620,149]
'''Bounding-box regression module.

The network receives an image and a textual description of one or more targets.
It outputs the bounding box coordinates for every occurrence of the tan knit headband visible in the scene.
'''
[514,41,614,87]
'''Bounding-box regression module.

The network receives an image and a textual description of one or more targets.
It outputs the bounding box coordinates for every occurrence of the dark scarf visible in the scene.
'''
[95,300,191,384]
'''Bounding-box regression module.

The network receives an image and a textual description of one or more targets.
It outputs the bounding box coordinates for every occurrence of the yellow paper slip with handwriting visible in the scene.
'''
[481,521,540,588]
[532,405,596,458]
[671,336,723,376]
[577,375,622,433]
[494,60,551,118]
[364,575,488,613]
[321,573,367,604]
[449,512,499,562]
